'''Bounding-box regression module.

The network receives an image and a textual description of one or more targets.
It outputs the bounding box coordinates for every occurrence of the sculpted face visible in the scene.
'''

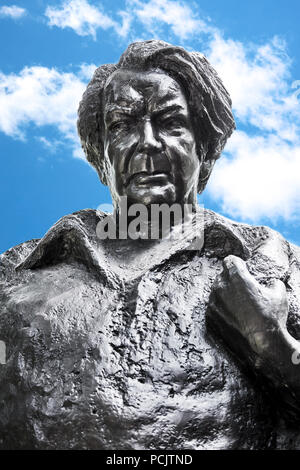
[103,69,200,208]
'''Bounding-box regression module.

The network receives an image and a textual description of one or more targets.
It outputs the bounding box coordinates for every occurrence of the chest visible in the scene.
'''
[0,254,273,449]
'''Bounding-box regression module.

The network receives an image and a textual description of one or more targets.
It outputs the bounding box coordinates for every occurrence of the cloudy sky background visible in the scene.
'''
[1,0,300,253]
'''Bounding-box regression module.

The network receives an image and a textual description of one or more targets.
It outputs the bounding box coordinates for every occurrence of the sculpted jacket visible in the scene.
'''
[1,208,300,449]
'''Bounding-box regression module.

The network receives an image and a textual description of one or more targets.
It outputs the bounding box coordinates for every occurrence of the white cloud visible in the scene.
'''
[131,0,214,40]
[207,131,300,222]
[0,5,26,19]
[115,10,132,38]
[204,33,300,222]
[207,35,300,141]
[78,63,97,80]
[44,0,208,41]
[0,65,87,159]
[37,136,64,154]
[45,0,130,40]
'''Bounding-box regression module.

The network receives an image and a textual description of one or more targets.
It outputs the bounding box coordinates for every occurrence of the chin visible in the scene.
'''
[126,183,177,206]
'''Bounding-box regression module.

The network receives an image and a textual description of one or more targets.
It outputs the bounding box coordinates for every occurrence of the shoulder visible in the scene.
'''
[203,209,285,259]
[0,209,107,279]
[204,209,300,338]
[0,209,109,335]
[203,209,295,281]
[0,239,40,283]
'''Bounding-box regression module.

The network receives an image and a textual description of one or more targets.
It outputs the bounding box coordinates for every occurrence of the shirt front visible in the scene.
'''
[0,208,299,449]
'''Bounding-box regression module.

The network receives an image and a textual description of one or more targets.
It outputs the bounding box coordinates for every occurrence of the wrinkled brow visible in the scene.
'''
[104,103,144,120]
[105,102,187,121]
[152,103,187,118]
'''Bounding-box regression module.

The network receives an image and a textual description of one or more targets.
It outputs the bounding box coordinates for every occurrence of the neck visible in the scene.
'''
[114,197,198,241]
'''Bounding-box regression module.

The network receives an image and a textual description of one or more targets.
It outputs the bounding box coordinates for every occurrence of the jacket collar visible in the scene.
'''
[17,208,251,283]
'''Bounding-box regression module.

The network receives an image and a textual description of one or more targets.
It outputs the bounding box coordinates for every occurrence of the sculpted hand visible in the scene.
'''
[208,254,300,413]
[208,255,289,358]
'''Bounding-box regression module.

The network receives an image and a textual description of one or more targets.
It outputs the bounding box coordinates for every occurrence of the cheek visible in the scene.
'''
[105,133,137,165]
[163,134,199,174]
[105,134,138,191]
[103,138,118,190]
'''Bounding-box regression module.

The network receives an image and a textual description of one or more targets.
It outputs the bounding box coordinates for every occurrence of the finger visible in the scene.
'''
[210,255,263,329]
[261,278,288,326]
[222,255,262,298]
[266,278,287,298]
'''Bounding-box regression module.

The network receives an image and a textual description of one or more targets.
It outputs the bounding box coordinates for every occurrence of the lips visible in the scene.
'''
[127,172,170,186]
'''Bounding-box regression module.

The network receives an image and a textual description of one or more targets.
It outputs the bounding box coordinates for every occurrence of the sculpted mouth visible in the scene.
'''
[126,172,170,186]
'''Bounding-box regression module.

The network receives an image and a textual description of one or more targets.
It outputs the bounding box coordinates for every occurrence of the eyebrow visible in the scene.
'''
[105,103,186,118]
[152,104,187,118]
[104,103,143,119]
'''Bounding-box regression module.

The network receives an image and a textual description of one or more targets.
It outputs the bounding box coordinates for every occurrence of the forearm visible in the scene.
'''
[252,325,300,412]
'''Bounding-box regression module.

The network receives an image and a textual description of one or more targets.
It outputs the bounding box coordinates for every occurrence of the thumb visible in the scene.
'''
[222,255,262,296]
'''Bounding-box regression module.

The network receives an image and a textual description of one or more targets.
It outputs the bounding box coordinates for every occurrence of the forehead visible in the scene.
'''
[103,69,187,109]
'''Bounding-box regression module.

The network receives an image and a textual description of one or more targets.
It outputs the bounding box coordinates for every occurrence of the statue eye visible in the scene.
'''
[162,117,182,130]
[109,121,126,132]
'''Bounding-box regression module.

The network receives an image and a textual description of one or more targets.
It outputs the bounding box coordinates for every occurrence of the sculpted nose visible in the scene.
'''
[127,118,168,177]
[138,119,162,152]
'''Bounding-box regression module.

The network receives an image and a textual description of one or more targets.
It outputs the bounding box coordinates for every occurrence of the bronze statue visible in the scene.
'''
[1,40,300,450]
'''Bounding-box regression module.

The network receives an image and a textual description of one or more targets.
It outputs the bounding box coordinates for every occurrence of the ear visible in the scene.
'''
[198,159,216,194]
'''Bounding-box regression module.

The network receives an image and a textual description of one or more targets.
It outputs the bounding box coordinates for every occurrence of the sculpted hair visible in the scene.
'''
[77,40,235,193]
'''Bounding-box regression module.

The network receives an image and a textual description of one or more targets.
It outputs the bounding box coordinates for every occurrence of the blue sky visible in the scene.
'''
[0,0,300,253]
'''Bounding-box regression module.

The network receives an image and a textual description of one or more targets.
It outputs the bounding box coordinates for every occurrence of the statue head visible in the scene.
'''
[77,40,235,208]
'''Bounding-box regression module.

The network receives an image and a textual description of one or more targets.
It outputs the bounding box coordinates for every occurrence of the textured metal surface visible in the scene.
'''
[1,209,300,449]
[1,40,300,449]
